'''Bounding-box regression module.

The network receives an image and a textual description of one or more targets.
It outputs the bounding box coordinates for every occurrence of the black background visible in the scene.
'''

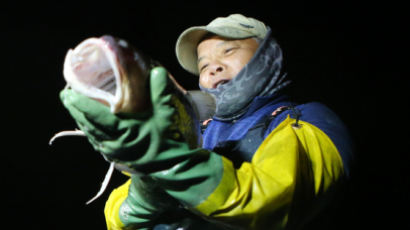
[2,1,408,229]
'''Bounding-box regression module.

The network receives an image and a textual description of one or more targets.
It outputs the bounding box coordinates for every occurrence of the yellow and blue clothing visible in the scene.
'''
[104,93,354,230]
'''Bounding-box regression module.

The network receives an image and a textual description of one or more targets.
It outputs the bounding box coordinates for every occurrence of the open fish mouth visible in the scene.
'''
[63,36,122,111]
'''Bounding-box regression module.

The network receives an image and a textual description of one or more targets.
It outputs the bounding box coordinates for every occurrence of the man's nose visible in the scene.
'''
[209,63,224,76]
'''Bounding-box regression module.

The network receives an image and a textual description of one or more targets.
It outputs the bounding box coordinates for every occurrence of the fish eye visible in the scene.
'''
[118,40,128,48]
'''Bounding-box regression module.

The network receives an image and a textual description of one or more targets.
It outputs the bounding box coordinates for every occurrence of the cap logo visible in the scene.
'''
[239,23,254,29]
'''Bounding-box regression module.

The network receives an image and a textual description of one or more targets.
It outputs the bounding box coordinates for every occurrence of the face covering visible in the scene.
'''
[199,28,291,121]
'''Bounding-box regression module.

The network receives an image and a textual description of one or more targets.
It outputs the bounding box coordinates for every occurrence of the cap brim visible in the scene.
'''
[175,26,209,75]
[176,26,257,76]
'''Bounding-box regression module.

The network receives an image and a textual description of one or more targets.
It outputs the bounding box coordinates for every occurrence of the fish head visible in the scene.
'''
[63,35,152,113]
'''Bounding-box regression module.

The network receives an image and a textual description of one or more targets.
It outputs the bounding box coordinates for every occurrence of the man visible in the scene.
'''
[61,14,354,229]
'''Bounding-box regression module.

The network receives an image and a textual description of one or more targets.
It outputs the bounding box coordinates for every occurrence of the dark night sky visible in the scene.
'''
[2,1,408,229]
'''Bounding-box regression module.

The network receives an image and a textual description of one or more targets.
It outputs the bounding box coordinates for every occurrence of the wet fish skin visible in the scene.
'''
[101,35,153,113]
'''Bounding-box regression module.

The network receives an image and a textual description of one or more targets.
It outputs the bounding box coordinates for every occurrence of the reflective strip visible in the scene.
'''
[104,179,130,230]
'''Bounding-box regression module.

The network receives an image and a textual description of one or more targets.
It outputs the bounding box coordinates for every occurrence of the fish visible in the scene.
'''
[62,34,216,119]
[63,35,152,113]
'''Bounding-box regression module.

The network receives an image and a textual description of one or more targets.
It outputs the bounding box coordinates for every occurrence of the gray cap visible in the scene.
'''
[175,14,268,76]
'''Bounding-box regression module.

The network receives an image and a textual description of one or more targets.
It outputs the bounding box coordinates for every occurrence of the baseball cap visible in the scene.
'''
[175,14,268,75]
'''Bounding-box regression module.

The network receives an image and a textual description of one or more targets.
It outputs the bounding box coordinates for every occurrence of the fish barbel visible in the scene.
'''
[63,35,151,113]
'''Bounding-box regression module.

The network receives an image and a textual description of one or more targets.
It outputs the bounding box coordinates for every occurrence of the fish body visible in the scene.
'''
[63,35,215,119]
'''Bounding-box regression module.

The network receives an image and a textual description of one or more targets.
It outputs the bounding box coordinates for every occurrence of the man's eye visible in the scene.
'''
[224,47,236,54]
[200,64,208,72]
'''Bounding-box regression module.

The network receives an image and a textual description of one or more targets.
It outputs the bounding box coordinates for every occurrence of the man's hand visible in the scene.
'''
[60,66,200,172]
[60,66,223,229]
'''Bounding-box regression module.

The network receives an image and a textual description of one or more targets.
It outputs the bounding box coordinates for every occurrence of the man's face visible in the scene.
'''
[197,35,259,89]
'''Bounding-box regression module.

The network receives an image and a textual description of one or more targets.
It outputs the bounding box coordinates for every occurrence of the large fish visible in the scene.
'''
[52,35,216,143]
[62,35,215,118]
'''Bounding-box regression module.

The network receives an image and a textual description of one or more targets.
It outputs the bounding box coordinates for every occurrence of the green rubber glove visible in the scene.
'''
[61,66,225,229]
[120,174,219,230]
[60,66,200,173]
